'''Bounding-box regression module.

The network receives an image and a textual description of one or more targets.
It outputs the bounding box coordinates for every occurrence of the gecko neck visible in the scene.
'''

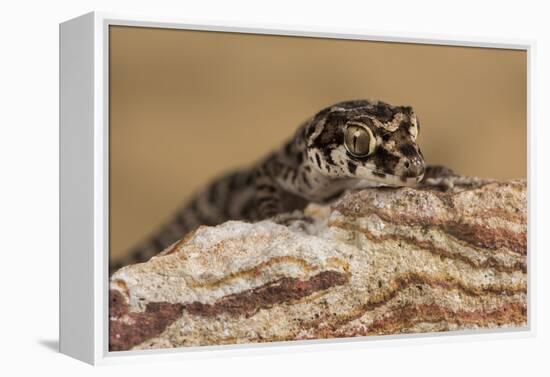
[263,134,355,203]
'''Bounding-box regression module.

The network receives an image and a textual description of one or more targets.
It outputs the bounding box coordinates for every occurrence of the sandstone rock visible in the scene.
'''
[109,180,527,351]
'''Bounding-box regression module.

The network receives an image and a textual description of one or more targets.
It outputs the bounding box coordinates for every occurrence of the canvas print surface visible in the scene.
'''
[108,26,527,351]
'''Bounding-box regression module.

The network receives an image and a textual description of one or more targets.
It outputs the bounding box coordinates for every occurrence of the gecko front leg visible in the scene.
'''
[253,168,284,220]
[253,168,315,231]
[421,165,487,191]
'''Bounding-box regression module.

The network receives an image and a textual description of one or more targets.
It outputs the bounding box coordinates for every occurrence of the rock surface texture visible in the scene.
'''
[109,180,527,351]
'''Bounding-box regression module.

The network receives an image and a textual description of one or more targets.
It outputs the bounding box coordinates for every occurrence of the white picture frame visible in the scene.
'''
[59,11,535,365]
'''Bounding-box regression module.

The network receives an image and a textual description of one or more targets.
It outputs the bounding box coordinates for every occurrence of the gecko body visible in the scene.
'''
[113,99,430,271]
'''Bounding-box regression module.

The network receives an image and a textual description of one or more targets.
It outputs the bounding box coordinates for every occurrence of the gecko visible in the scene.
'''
[112,99,462,272]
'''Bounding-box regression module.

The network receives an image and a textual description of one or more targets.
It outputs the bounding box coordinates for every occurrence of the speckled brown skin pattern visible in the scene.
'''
[115,100,432,271]
[109,180,526,351]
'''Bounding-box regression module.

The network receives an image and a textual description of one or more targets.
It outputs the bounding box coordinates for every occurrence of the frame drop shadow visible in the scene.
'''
[38,339,59,352]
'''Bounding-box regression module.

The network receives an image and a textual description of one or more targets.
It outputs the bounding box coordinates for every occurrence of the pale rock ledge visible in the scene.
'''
[109,180,527,351]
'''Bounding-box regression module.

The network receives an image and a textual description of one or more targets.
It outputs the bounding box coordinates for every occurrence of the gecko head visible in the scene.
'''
[304,99,425,187]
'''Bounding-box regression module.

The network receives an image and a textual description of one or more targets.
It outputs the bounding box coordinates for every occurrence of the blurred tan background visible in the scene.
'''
[109,26,526,263]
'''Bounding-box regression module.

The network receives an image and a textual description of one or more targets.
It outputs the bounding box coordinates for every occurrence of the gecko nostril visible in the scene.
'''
[404,161,410,169]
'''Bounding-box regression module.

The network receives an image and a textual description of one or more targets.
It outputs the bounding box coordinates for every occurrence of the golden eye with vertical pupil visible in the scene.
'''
[344,124,376,157]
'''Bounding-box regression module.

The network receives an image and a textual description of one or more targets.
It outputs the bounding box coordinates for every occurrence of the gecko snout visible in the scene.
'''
[402,157,425,179]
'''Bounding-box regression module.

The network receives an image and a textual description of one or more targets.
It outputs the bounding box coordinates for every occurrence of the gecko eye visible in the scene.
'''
[344,124,376,157]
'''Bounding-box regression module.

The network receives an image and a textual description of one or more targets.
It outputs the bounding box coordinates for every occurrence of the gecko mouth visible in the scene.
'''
[355,166,424,188]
